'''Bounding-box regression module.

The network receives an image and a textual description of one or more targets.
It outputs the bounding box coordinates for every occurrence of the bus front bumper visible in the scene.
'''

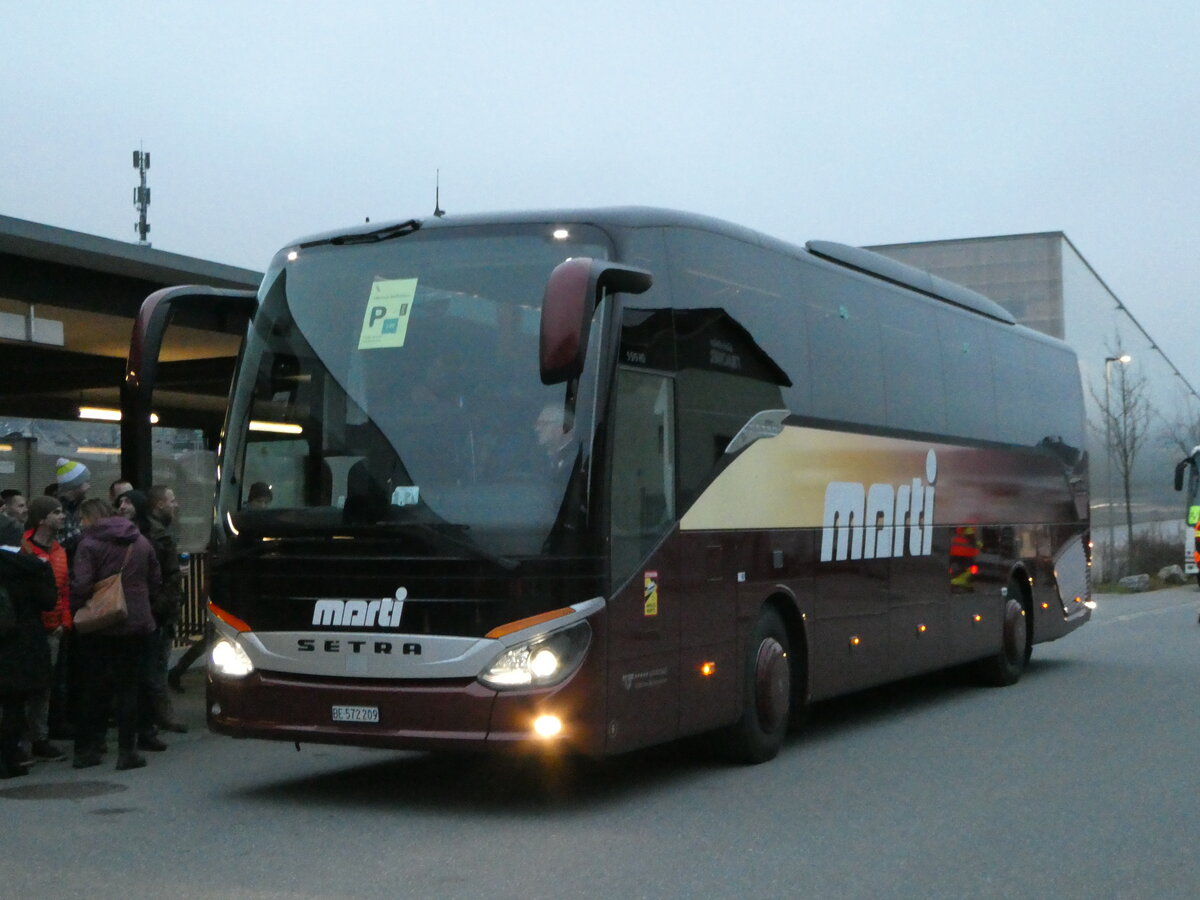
[206,668,605,756]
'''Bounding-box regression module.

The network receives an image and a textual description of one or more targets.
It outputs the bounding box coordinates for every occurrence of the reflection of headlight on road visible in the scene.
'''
[479,621,591,689]
[211,638,254,677]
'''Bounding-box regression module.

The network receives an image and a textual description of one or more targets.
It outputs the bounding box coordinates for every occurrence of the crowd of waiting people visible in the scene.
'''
[0,458,196,776]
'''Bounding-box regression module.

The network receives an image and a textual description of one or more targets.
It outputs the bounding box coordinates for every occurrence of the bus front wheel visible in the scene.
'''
[724,607,791,764]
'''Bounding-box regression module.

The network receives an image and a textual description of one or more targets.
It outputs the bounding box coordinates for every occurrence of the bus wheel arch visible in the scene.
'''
[1008,565,1035,663]
[769,593,810,733]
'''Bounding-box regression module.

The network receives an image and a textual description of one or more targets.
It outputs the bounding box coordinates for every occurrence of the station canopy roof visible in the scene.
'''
[0,214,262,434]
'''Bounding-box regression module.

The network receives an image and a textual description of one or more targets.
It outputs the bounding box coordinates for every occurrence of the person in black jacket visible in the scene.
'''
[1,490,28,549]
[0,548,56,777]
[117,487,186,738]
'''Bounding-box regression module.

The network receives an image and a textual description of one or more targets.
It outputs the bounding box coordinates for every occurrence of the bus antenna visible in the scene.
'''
[433,169,446,218]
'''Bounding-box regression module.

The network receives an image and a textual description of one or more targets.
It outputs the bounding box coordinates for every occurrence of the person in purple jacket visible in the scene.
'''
[68,498,161,771]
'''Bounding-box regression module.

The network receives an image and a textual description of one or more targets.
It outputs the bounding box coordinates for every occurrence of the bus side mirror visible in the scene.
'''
[1175,459,1188,492]
[122,285,258,489]
[539,257,652,385]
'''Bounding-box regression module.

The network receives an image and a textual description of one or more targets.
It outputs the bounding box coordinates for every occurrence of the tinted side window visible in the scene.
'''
[610,370,677,583]
[797,263,886,427]
[991,326,1038,445]
[663,229,804,506]
[1029,340,1085,451]
[877,292,947,435]
[938,308,998,442]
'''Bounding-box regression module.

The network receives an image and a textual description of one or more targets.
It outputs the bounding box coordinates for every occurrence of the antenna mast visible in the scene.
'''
[433,169,446,218]
[132,144,151,246]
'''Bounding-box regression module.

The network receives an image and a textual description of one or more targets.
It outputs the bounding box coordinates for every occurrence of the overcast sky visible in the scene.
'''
[3,1,1198,380]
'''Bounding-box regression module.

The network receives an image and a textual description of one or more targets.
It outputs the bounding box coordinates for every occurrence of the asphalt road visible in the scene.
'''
[3,587,1198,900]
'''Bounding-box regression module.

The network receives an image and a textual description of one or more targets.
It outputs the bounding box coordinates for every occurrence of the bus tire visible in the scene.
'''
[724,607,791,764]
[975,578,1030,687]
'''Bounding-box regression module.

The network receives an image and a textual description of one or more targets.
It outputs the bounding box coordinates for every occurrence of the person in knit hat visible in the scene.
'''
[54,458,90,564]
[55,459,90,493]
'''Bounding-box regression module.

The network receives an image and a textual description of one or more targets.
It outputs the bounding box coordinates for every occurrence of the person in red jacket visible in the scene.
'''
[20,496,70,763]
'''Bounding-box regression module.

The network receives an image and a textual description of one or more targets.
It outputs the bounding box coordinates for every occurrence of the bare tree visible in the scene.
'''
[1159,391,1200,458]
[1089,338,1154,576]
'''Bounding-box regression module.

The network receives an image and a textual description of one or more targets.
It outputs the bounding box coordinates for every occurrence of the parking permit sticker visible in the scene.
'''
[391,486,420,507]
[358,278,417,350]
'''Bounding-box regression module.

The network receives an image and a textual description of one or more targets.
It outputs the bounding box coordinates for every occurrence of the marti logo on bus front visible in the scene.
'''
[311,588,407,628]
[820,450,937,562]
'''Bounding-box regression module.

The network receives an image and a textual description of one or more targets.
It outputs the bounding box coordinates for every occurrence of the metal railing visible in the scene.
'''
[177,552,209,645]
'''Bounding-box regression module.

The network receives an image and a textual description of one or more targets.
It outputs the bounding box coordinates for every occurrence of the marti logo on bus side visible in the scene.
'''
[820,449,937,563]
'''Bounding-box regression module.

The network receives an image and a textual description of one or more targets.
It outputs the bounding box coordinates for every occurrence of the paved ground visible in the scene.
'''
[2,587,1197,899]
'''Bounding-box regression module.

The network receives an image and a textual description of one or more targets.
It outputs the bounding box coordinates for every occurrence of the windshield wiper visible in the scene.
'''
[307,218,422,248]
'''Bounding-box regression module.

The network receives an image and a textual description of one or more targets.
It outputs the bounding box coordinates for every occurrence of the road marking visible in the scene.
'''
[1091,600,1197,626]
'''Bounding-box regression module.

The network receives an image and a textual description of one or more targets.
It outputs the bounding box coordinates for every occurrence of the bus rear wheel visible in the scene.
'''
[724,607,791,764]
[975,579,1030,686]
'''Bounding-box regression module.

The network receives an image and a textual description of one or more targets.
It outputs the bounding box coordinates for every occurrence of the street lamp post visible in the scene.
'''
[1104,354,1132,581]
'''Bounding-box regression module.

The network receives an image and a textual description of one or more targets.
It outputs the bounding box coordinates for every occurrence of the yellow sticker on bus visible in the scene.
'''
[358,278,417,350]
[644,571,659,616]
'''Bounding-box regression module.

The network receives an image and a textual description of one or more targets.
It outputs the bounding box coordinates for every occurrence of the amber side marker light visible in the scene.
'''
[700,661,717,677]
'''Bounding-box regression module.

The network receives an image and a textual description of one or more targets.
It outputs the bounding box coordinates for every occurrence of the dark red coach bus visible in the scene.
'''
[125,208,1091,763]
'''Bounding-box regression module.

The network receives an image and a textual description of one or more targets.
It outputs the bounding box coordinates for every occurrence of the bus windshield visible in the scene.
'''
[219,223,612,559]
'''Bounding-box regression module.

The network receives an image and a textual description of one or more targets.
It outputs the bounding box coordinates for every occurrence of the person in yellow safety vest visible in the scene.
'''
[1194,516,1200,620]
[1190,506,1200,622]
[1191,506,1200,575]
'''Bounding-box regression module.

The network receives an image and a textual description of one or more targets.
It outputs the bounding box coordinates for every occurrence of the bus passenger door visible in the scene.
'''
[605,369,681,754]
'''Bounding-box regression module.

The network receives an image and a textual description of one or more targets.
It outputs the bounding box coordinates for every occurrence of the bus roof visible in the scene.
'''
[284,206,764,249]
[283,206,1018,328]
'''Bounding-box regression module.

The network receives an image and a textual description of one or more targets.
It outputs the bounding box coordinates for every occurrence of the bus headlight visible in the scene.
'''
[211,638,254,678]
[479,621,591,690]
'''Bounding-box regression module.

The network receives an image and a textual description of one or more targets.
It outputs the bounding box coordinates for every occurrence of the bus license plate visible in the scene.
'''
[331,705,379,723]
